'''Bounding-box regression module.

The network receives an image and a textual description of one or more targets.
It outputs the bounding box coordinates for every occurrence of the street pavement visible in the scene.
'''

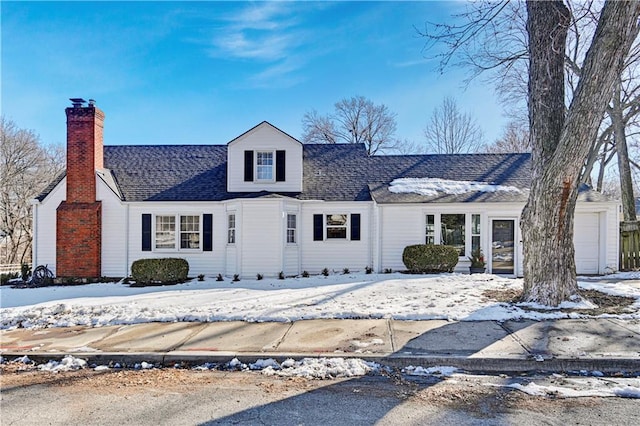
[1,318,639,373]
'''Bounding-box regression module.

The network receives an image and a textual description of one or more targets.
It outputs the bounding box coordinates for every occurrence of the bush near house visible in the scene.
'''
[402,244,459,273]
[131,258,189,285]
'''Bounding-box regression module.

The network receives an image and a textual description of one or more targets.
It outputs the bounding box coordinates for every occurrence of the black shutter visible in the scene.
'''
[142,214,152,251]
[313,214,323,241]
[244,150,254,182]
[276,150,286,182]
[203,214,213,252]
[350,214,361,241]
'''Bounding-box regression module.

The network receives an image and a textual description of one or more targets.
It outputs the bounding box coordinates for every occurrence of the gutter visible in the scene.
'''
[30,199,40,268]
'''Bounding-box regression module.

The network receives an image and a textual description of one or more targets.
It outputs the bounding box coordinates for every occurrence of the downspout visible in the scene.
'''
[368,202,374,272]
[31,199,39,268]
[125,203,130,278]
[375,202,382,272]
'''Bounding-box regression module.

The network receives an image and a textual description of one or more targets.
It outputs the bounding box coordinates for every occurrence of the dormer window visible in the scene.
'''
[256,151,274,181]
[244,150,286,183]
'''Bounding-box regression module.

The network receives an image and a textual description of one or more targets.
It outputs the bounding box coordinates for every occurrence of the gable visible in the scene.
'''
[227,121,303,193]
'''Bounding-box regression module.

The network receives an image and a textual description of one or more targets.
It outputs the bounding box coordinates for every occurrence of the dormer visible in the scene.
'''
[227,121,303,193]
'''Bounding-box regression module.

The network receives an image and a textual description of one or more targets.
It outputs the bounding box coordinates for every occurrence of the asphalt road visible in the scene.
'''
[1,368,637,426]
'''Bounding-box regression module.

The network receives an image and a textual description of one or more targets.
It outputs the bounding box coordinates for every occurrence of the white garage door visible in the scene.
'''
[574,213,599,274]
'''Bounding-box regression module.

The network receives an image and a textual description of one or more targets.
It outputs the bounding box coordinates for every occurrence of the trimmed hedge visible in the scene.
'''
[402,244,459,273]
[131,258,189,285]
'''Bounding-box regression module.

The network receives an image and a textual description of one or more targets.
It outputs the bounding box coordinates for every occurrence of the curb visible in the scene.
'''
[4,351,640,375]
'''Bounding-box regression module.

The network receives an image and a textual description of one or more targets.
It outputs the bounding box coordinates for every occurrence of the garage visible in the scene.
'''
[574,213,600,274]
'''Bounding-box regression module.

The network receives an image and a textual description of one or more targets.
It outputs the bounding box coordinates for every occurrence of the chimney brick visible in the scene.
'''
[56,101,104,278]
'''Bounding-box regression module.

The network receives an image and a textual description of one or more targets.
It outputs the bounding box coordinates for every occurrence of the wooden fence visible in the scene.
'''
[0,264,22,274]
[620,221,640,271]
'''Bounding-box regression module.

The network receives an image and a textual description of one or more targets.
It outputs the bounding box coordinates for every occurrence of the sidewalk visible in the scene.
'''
[1,318,639,373]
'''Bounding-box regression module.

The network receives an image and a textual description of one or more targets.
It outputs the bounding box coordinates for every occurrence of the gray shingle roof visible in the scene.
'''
[367,153,532,203]
[35,142,611,204]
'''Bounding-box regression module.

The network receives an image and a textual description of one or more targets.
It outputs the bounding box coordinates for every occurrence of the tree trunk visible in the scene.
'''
[521,0,640,306]
[612,77,638,222]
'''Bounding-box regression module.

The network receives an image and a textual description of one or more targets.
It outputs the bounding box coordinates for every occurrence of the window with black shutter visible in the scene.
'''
[313,214,323,241]
[350,214,361,241]
[203,214,213,251]
[142,214,152,251]
[276,150,286,182]
[244,150,254,182]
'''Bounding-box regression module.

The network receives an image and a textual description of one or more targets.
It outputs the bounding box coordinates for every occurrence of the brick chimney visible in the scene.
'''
[56,98,104,279]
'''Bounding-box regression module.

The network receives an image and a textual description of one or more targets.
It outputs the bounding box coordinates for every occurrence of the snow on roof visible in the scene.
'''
[388,178,522,197]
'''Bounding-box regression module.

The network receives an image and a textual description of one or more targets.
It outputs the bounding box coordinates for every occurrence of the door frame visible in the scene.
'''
[488,217,521,276]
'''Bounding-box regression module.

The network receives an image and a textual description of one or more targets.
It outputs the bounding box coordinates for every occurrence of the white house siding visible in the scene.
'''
[127,203,227,277]
[300,202,372,274]
[379,205,425,273]
[32,177,67,276]
[227,124,303,193]
[379,202,619,276]
[574,203,619,274]
[239,200,283,278]
[96,179,127,277]
[379,203,523,274]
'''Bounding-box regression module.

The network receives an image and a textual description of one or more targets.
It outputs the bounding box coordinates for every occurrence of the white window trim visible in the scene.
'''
[424,212,482,258]
[153,214,203,252]
[325,213,350,241]
[286,213,297,245]
[255,150,275,183]
[227,213,236,245]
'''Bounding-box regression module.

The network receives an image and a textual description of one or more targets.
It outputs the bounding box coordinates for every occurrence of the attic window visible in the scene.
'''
[256,151,274,181]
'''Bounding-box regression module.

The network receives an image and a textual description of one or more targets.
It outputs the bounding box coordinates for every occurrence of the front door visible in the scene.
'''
[491,219,515,274]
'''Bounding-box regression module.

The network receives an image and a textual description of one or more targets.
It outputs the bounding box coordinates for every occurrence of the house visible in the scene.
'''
[32,100,620,279]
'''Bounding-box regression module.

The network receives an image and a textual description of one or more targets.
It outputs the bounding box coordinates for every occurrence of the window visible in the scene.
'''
[227,214,236,244]
[287,214,297,244]
[143,214,208,252]
[180,215,200,249]
[425,214,435,245]
[326,214,348,239]
[471,214,481,253]
[256,151,273,181]
[155,216,176,249]
[155,215,201,250]
[441,214,465,256]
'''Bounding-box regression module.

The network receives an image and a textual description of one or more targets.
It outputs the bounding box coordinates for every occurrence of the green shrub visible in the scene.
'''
[1,272,19,286]
[131,258,189,285]
[402,245,459,273]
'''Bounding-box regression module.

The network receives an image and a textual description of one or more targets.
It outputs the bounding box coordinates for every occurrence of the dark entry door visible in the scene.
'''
[491,219,515,274]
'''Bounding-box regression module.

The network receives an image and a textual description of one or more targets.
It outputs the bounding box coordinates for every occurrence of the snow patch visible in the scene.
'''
[403,365,459,377]
[38,355,87,372]
[504,382,640,398]
[262,357,379,379]
[389,178,521,197]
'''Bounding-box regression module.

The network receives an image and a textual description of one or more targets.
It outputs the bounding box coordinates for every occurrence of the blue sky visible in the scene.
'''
[2,1,512,148]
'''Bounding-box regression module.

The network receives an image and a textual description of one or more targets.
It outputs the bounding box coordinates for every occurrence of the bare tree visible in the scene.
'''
[521,0,640,305]
[421,0,640,305]
[301,95,399,155]
[423,97,484,154]
[0,117,64,265]
[422,1,639,209]
[484,121,530,153]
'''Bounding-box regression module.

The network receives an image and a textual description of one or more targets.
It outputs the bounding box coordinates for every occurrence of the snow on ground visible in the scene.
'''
[0,272,639,330]
[4,354,639,398]
[489,378,640,399]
